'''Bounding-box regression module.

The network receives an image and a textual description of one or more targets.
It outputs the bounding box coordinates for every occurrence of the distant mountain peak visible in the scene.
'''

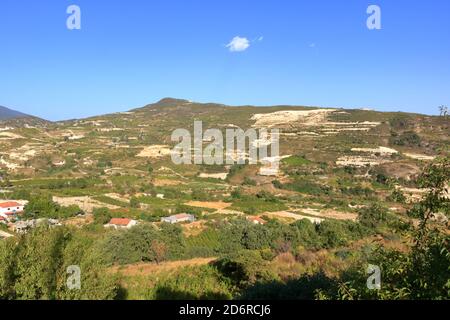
[0,105,29,120]
[155,98,192,106]
[0,105,49,126]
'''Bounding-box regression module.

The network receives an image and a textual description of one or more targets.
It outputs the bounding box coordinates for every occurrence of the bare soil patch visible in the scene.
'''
[153,178,185,186]
[136,145,172,158]
[182,220,207,237]
[53,196,120,213]
[300,208,358,221]
[251,109,337,128]
[403,153,436,161]
[266,211,324,223]
[185,201,232,210]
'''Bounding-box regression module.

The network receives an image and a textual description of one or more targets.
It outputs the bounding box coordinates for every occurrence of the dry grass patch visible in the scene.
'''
[153,178,185,186]
[136,145,172,158]
[109,257,216,276]
[185,201,232,210]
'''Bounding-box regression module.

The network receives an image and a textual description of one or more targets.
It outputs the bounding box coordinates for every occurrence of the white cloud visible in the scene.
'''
[309,43,316,48]
[257,36,264,42]
[226,36,250,52]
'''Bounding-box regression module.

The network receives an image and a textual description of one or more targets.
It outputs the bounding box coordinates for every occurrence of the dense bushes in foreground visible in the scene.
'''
[99,224,185,265]
[0,227,118,300]
[24,194,83,219]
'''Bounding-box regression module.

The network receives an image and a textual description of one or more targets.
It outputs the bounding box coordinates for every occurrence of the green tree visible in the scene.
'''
[321,158,450,300]
[13,227,67,299]
[149,240,167,264]
[357,204,388,229]
[0,239,17,299]
[214,250,279,288]
[129,197,140,209]
[0,226,119,300]
[93,207,112,225]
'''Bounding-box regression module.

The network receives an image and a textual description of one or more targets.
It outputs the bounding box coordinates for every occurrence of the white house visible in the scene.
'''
[161,213,195,224]
[104,218,138,229]
[0,201,24,220]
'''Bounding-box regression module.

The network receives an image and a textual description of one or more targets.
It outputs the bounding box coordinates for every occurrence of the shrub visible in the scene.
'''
[242,177,257,186]
[24,195,82,219]
[283,179,331,196]
[391,131,421,147]
[99,223,185,265]
[388,189,406,203]
[150,265,233,300]
[358,204,389,229]
[316,220,369,248]
[272,180,283,189]
[291,219,322,249]
[93,207,112,225]
[214,250,279,288]
[129,197,140,208]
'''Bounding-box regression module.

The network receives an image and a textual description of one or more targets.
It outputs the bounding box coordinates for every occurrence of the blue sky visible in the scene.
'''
[0,0,449,120]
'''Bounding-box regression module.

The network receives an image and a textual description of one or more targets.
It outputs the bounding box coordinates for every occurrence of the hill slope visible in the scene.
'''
[0,97,447,180]
[0,105,29,120]
[0,105,49,127]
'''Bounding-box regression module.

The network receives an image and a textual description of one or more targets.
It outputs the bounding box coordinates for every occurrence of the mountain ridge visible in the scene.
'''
[127,98,436,119]
[0,105,50,126]
[0,105,30,120]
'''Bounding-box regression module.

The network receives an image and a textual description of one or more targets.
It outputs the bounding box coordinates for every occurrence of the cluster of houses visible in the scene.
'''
[1,199,201,238]
[1,199,198,236]
[2,198,267,239]
[0,200,63,235]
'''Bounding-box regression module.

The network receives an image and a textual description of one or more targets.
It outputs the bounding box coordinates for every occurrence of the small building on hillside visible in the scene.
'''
[0,201,24,221]
[161,213,195,224]
[105,218,138,230]
[246,216,267,225]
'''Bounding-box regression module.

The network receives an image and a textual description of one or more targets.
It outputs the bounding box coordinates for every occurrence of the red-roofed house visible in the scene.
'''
[104,218,138,229]
[0,201,24,220]
[246,216,267,225]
